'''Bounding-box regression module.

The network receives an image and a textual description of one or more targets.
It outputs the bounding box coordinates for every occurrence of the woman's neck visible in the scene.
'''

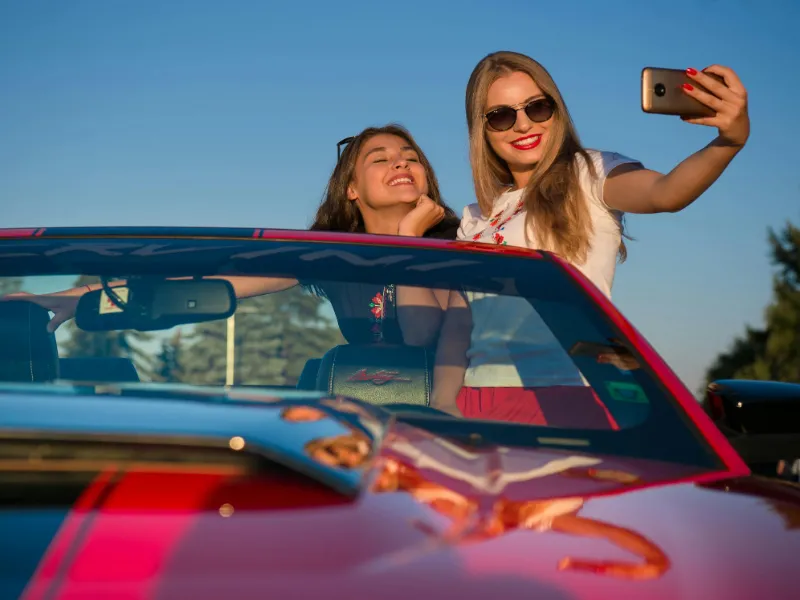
[361,205,414,235]
[510,166,534,190]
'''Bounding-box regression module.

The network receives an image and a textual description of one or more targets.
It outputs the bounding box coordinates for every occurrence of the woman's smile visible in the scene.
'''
[510,133,542,151]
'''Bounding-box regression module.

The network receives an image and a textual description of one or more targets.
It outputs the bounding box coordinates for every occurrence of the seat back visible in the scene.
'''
[316,344,432,407]
[59,357,140,383]
[0,300,59,383]
[296,358,322,390]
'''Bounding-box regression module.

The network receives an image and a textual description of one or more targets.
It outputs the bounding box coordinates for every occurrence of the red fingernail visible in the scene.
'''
[682,83,694,91]
[686,68,697,76]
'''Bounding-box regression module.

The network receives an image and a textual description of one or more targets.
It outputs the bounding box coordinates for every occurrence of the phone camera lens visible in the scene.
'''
[654,83,666,97]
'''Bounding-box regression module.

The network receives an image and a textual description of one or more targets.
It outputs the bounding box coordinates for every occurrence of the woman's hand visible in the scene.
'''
[682,65,749,148]
[605,65,749,215]
[397,194,445,237]
[1,290,83,332]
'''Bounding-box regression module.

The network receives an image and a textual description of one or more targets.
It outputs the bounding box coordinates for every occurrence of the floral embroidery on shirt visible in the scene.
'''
[368,285,395,341]
[369,292,384,319]
[369,292,384,337]
[474,198,526,245]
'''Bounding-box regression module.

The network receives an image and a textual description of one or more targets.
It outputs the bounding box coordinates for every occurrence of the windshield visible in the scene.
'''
[0,233,724,469]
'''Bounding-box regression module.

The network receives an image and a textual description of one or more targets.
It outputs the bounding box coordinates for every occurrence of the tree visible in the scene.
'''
[0,277,22,296]
[705,220,800,386]
[150,330,186,383]
[705,327,768,383]
[59,276,154,376]
[180,285,345,387]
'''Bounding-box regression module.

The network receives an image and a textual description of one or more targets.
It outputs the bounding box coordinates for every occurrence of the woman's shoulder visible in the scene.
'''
[574,149,642,213]
[461,202,483,221]
[575,149,641,178]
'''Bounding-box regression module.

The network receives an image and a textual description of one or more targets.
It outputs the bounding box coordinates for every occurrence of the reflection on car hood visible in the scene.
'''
[0,382,715,500]
[1,385,798,599]
[0,382,395,497]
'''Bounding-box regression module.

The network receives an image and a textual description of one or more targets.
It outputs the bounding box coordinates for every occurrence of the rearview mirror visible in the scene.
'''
[75,279,236,332]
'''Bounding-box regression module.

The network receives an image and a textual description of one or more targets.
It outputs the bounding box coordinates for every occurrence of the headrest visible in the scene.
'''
[59,357,140,383]
[297,358,322,390]
[316,344,432,407]
[0,300,59,383]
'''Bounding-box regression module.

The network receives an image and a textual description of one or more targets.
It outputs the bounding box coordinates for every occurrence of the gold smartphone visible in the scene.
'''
[641,67,723,118]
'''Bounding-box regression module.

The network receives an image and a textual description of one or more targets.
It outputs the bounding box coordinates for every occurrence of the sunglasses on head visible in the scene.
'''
[483,97,555,132]
[337,136,355,160]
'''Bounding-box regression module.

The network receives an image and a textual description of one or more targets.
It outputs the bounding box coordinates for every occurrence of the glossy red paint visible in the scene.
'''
[0,228,44,238]
[256,228,544,258]
[0,226,544,258]
[548,253,750,477]
[21,469,117,600]
[17,449,798,600]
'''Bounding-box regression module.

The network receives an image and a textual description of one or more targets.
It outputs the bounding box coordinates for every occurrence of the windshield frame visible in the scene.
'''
[0,230,749,475]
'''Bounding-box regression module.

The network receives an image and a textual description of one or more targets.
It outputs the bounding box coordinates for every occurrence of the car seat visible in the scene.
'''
[0,300,59,383]
[296,358,322,390]
[59,357,140,383]
[314,344,433,407]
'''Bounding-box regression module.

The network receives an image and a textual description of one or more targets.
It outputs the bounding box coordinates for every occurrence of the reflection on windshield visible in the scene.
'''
[1,273,651,429]
[0,249,726,469]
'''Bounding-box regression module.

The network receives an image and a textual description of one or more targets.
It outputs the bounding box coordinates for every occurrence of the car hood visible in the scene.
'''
[2,385,797,600]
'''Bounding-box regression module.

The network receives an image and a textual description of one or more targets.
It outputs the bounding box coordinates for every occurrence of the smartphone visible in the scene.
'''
[641,67,724,118]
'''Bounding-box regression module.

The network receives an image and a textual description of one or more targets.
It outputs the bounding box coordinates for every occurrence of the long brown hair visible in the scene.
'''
[466,51,627,262]
[310,124,459,235]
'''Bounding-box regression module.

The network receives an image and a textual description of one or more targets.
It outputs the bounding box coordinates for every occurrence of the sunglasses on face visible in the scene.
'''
[483,97,555,132]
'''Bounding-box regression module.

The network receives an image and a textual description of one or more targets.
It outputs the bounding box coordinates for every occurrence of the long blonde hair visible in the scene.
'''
[466,51,626,263]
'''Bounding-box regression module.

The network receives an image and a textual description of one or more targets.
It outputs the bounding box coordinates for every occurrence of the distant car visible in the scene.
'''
[0,227,798,600]
[702,378,800,480]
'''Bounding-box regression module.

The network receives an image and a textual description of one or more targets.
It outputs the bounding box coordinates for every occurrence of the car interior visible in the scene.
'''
[305,343,433,407]
[0,299,434,409]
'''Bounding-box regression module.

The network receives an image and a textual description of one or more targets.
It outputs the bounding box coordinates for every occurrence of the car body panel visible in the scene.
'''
[0,389,796,600]
[2,227,792,598]
[0,225,543,258]
[14,473,800,600]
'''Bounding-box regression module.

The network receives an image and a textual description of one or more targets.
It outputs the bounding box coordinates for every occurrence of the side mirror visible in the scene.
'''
[704,379,800,476]
[76,278,236,332]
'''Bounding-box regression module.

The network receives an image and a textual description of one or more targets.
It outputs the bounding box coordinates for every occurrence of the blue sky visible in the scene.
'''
[1,0,798,394]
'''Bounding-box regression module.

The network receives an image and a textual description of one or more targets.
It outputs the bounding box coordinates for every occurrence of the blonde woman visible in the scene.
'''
[432,51,749,422]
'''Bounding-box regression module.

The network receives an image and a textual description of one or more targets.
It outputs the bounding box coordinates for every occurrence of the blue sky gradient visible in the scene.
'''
[2,0,798,393]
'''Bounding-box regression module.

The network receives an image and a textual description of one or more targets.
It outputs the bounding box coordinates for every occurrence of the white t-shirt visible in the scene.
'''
[456,149,641,388]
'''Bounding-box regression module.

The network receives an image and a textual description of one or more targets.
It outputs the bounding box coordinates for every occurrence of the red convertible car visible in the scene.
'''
[0,227,798,600]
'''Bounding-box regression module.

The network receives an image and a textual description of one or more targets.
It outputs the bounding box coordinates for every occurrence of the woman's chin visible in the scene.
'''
[504,150,543,171]
[384,189,422,205]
